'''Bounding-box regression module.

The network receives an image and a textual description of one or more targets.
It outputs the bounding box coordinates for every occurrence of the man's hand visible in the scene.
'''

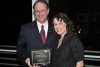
[25,58,32,67]
[25,58,40,67]
[33,64,40,67]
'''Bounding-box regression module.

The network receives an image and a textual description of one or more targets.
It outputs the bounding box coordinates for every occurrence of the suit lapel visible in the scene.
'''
[45,22,53,45]
[31,20,54,45]
[31,21,43,43]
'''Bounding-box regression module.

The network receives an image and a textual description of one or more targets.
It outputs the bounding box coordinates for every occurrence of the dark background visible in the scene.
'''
[0,0,100,51]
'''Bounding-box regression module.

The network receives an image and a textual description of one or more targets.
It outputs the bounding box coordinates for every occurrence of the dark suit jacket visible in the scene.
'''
[16,20,58,67]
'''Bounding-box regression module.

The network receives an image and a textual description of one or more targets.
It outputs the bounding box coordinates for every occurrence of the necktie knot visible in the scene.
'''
[41,25,44,28]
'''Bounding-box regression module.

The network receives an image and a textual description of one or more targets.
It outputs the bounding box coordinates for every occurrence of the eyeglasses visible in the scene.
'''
[35,10,47,14]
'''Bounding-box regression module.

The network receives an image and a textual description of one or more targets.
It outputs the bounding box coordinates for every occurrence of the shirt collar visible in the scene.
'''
[37,20,48,27]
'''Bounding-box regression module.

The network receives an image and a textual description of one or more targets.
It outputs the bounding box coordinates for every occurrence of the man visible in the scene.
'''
[16,0,58,67]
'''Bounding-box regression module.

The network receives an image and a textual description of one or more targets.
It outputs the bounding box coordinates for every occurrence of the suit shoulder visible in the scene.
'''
[48,20,53,25]
[21,22,32,26]
[21,21,35,28]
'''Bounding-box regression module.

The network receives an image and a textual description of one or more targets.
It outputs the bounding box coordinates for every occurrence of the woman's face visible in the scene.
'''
[53,18,67,35]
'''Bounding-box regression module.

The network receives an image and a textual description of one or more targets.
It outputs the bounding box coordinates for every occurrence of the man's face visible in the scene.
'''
[34,2,49,24]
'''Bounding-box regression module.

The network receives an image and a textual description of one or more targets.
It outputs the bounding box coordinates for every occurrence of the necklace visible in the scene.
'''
[58,39,62,43]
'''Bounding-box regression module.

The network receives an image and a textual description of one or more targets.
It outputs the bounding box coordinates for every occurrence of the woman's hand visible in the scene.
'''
[76,60,84,67]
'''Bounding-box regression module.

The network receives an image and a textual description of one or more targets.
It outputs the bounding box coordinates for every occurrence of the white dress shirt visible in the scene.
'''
[37,20,48,38]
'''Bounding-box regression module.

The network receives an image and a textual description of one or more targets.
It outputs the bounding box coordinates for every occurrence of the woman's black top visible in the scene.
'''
[51,32,84,67]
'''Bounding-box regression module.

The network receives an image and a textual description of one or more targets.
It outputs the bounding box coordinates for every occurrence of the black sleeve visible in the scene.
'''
[16,25,29,64]
[71,36,84,62]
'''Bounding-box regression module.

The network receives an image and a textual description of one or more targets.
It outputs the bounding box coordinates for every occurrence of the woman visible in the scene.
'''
[51,13,84,67]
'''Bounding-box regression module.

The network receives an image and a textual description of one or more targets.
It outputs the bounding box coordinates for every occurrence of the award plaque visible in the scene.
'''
[31,49,51,65]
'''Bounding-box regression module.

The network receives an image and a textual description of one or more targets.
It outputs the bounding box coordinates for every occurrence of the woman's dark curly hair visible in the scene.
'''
[52,13,75,33]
